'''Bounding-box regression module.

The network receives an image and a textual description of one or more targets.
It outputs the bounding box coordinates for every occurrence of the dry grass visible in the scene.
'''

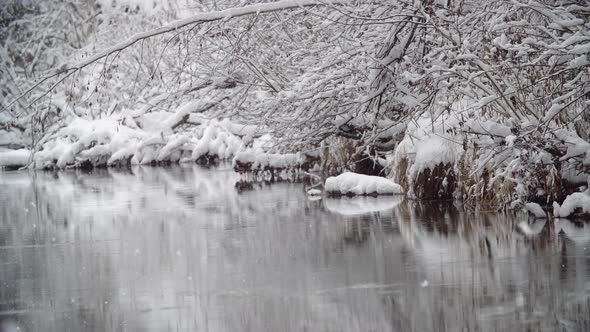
[393,157,409,192]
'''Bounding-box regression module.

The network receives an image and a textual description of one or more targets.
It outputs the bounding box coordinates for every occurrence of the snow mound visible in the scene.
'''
[0,149,30,168]
[554,190,590,218]
[324,196,402,216]
[191,124,244,161]
[24,112,260,169]
[525,202,547,218]
[324,172,403,196]
[307,189,322,196]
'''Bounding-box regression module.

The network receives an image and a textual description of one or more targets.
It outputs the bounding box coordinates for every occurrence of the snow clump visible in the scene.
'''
[307,189,322,196]
[324,172,403,196]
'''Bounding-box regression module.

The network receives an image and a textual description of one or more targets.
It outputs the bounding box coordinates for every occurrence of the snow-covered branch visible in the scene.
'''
[3,0,326,112]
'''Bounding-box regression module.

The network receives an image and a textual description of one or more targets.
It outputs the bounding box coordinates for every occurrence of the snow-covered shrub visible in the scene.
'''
[20,113,256,169]
[384,0,590,208]
[391,115,464,200]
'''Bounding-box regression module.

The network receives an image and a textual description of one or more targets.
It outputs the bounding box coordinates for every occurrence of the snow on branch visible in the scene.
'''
[3,0,326,111]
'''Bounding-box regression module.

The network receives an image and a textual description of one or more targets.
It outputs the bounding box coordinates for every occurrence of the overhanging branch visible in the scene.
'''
[3,0,325,113]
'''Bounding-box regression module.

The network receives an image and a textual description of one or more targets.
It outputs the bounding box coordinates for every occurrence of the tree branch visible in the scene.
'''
[3,0,325,113]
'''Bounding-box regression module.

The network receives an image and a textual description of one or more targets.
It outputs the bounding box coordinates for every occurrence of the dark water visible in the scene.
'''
[0,165,589,332]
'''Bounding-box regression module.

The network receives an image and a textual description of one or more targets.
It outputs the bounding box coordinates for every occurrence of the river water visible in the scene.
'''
[0,165,589,332]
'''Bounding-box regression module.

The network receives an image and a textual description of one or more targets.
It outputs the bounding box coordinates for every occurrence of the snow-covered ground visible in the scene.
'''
[307,188,322,196]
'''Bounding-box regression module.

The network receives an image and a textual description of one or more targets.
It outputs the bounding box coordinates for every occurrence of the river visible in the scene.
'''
[0,165,589,331]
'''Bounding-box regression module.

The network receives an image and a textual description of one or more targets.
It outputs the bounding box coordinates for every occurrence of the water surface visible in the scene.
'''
[1,165,589,331]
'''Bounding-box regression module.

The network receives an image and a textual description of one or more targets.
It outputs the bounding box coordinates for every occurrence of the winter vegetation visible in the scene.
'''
[325,172,403,196]
[0,0,589,215]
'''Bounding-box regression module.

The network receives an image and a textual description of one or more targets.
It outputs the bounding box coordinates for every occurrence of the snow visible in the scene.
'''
[552,201,562,216]
[97,0,175,15]
[162,101,201,129]
[31,117,148,168]
[233,151,256,165]
[12,112,266,169]
[543,103,563,122]
[36,0,322,88]
[478,95,497,108]
[191,123,244,161]
[505,135,517,147]
[257,153,301,169]
[307,189,322,196]
[233,151,302,170]
[409,136,460,178]
[220,119,260,138]
[324,196,402,216]
[324,172,403,196]
[0,149,30,168]
[569,55,589,68]
[555,190,590,218]
[554,129,590,162]
[0,130,28,148]
[525,202,546,218]
[108,145,137,166]
[157,134,189,161]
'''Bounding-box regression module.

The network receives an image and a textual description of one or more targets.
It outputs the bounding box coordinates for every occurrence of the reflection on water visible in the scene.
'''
[0,165,589,332]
